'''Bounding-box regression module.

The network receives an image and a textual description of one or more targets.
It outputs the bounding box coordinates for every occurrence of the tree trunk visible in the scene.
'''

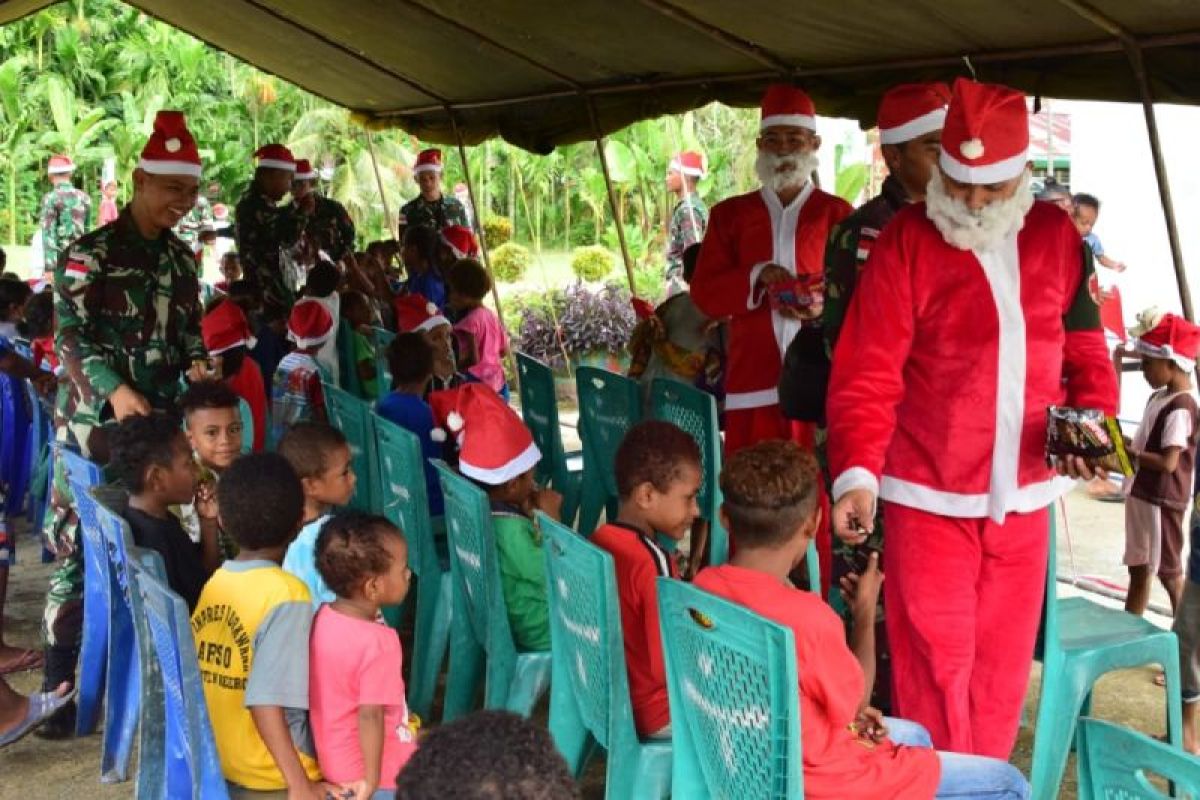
[507,146,516,230]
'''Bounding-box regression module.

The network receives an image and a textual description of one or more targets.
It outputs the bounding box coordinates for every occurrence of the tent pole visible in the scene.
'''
[586,98,638,292]
[448,115,506,326]
[365,131,393,236]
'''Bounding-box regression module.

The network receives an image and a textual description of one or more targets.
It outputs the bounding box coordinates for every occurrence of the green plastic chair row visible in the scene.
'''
[576,365,642,535]
[515,352,583,527]
[322,380,380,512]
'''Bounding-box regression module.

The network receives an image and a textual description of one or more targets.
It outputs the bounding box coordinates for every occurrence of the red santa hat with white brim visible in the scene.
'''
[287,299,335,349]
[669,151,707,178]
[413,148,443,176]
[1132,310,1200,372]
[395,293,449,333]
[47,154,75,175]
[441,225,479,260]
[137,111,203,178]
[429,383,541,485]
[938,77,1029,185]
[877,82,952,145]
[255,143,297,173]
[760,84,816,132]
[294,159,318,181]
[202,298,257,355]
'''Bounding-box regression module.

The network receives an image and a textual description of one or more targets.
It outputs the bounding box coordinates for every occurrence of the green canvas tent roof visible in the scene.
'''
[1,0,1198,153]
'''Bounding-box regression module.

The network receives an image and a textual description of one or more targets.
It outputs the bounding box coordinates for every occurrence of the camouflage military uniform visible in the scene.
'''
[41,207,204,690]
[308,194,356,263]
[174,194,214,253]
[235,189,309,317]
[40,180,92,275]
[398,194,469,232]
[665,193,707,296]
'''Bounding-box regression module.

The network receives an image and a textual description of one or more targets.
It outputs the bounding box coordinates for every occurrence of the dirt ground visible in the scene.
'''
[0,486,1179,799]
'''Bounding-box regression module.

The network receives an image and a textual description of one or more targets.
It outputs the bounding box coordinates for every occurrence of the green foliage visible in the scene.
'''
[633,266,664,304]
[490,241,531,283]
[834,142,870,204]
[570,245,615,282]
[483,215,513,250]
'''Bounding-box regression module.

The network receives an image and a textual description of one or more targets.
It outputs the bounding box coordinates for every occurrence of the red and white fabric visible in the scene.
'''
[877,82,951,145]
[441,225,479,260]
[759,84,816,132]
[938,77,1029,184]
[287,298,334,349]
[1133,311,1200,371]
[413,148,443,176]
[138,111,202,178]
[294,159,318,181]
[202,299,257,355]
[47,154,75,175]
[668,151,707,178]
[428,383,540,485]
[394,293,448,333]
[254,143,296,172]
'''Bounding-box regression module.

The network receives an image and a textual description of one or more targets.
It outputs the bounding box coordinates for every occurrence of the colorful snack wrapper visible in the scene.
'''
[1045,406,1133,477]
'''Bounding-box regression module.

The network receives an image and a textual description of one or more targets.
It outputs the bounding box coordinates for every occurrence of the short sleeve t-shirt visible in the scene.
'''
[455,306,508,392]
[191,560,321,790]
[491,507,550,652]
[283,514,335,607]
[124,506,210,611]
[693,565,940,800]
[270,352,326,447]
[376,391,444,516]
[309,605,418,788]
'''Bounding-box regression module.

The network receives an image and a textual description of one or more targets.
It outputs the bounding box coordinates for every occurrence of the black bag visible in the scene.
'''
[777,326,830,425]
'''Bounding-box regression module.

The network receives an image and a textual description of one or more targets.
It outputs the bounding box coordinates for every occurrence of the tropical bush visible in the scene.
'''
[482,215,513,250]
[570,245,615,282]
[515,283,635,365]
[489,241,531,283]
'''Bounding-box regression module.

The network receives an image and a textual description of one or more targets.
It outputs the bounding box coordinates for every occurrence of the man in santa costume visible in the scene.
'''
[827,77,1118,759]
[691,84,852,454]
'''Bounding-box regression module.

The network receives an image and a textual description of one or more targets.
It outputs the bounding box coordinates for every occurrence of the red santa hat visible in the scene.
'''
[760,84,816,132]
[47,154,75,175]
[1133,311,1200,372]
[294,159,318,181]
[287,299,335,349]
[668,151,708,178]
[938,77,1029,185]
[254,143,297,172]
[137,111,203,178]
[441,225,479,260]
[202,299,257,355]
[395,293,449,333]
[877,82,952,145]
[413,148,443,176]
[429,383,541,485]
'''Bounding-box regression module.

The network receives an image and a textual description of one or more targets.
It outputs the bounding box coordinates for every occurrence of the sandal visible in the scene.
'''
[0,686,75,748]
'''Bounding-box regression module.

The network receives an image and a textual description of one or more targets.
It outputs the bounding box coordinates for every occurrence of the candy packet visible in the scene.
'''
[1045,406,1133,477]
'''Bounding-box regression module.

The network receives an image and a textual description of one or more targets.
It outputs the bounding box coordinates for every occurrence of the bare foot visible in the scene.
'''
[0,645,42,675]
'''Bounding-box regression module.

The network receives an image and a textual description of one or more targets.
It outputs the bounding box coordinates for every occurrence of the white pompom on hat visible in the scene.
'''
[137,111,202,178]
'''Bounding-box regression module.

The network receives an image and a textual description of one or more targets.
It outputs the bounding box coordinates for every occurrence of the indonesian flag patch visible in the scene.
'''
[64,260,89,280]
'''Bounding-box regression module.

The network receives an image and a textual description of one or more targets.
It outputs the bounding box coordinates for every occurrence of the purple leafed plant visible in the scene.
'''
[516,283,635,365]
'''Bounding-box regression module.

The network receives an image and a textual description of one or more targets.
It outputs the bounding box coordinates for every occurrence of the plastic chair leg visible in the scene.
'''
[1030,666,1090,800]
[502,655,551,717]
[76,562,110,736]
[609,748,673,800]
[407,571,453,721]
[557,472,582,529]
[101,601,140,782]
[1163,646,1185,748]
[442,618,485,723]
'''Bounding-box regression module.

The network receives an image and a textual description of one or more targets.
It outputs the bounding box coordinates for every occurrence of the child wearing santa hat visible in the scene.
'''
[202,299,266,452]
[1124,310,1200,622]
[393,293,478,396]
[270,299,333,447]
[429,384,562,652]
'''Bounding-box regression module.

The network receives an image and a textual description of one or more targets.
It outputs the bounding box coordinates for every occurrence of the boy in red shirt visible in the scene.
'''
[591,421,702,738]
[694,440,1030,800]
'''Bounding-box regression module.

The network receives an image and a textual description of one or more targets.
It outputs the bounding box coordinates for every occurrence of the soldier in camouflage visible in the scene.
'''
[37,110,209,737]
[293,158,356,264]
[39,155,92,277]
[235,143,314,319]
[174,193,214,256]
[664,151,708,297]
[398,148,469,235]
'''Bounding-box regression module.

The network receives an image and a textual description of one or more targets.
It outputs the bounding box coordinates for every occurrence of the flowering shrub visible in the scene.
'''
[490,241,530,282]
[516,283,635,366]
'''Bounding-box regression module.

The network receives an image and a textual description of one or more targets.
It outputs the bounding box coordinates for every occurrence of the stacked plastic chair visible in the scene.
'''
[372,326,396,402]
[1075,717,1200,800]
[575,367,642,534]
[322,381,379,512]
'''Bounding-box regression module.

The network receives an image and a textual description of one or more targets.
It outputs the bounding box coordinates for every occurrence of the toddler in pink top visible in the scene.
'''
[449,257,510,398]
[309,512,417,798]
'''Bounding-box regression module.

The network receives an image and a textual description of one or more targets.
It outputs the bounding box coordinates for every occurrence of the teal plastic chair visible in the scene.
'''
[649,378,728,566]
[657,578,803,798]
[375,415,451,721]
[1076,717,1200,799]
[541,514,672,798]
[335,318,364,399]
[322,381,379,512]
[433,460,551,721]
[237,397,253,454]
[516,352,582,527]
[576,367,642,535]
[1030,508,1184,800]
[372,326,396,402]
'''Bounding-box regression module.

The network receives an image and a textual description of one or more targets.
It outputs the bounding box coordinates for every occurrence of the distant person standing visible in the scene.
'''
[1074,192,1128,346]
[97,180,120,227]
[292,159,356,266]
[664,151,708,297]
[39,155,91,276]
[398,149,469,235]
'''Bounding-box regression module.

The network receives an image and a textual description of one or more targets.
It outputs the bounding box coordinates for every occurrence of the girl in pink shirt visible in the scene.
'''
[309,512,417,799]
[448,258,510,400]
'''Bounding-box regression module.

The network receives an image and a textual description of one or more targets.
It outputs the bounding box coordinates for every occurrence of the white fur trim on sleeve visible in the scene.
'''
[747,261,771,310]
[831,466,880,504]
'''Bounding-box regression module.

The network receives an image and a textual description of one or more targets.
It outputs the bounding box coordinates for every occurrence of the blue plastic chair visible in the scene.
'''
[131,566,230,800]
[24,382,53,530]
[433,460,551,721]
[575,367,642,535]
[375,415,451,720]
[516,352,582,527]
[372,326,396,402]
[541,514,672,798]
[1030,508,1184,800]
[0,372,32,516]
[1076,717,1200,799]
[323,381,379,512]
[657,577,804,799]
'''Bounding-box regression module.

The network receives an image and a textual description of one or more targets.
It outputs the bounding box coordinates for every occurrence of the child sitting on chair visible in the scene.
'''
[202,299,266,452]
[447,258,510,401]
[177,380,245,556]
[377,333,444,516]
[340,290,379,400]
[309,511,419,798]
[430,384,561,652]
[592,420,701,738]
[271,300,334,446]
[393,293,478,396]
[109,412,221,611]
[280,422,358,607]
[694,440,1030,800]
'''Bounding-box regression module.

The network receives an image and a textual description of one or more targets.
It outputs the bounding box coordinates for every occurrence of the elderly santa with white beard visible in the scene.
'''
[691,84,852,454]
[828,77,1118,759]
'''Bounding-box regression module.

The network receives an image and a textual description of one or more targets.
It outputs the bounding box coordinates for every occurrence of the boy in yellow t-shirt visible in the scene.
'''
[192,452,337,796]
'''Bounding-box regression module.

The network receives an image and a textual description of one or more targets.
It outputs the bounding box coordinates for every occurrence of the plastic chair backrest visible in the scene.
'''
[375,415,437,580]
[516,352,567,488]
[576,366,642,499]
[335,319,363,398]
[658,578,803,799]
[237,397,254,454]
[541,513,629,750]
[323,381,378,511]
[1077,717,1200,798]
[372,327,396,402]
[0,372,32,513]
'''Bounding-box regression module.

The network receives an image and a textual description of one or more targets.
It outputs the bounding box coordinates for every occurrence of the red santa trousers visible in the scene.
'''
[883,502,1048,759]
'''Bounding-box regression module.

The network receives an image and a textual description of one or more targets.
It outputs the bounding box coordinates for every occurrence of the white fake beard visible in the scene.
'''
[755,150,819,196]
[925,168,1034,251]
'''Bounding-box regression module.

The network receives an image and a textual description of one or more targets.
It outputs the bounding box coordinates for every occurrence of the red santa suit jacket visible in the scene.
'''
[827,201,1118,522]
[692,185,852,411]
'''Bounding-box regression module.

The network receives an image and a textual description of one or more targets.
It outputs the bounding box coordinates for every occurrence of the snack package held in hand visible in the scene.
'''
[767,273,824,314]
[1045,406,1134,477]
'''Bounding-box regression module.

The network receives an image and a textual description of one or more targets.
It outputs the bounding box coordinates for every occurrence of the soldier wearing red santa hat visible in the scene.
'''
[827,77,1118,761]
[691,84,852,455]
[665,150,709,296]
[398,148,470,235]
